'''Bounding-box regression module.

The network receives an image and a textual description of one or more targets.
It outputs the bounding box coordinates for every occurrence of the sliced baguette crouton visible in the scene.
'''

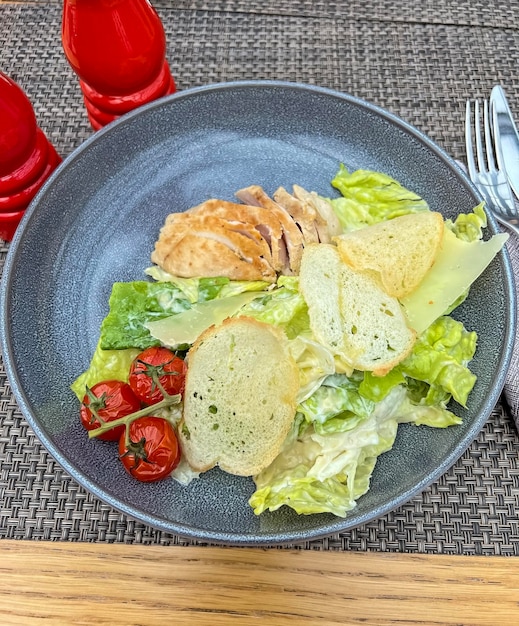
[179,317,300,477]
[299,243,416,376]
[333,212,444,298]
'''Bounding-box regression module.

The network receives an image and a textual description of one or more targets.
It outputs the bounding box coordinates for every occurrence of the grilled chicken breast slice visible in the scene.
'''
[235,185,304,274]
[186,199,287,272]
[151,214,277,281]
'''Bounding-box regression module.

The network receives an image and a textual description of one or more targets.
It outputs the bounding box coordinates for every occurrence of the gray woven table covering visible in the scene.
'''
[1,1,519,552]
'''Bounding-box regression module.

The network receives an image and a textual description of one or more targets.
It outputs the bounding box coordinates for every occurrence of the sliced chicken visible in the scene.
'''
[151,214,277,282]
[151,184,342,283]
[235,185,304,274]
[157,234,275,282]
[186,199,287,272]
[273,186,321,244]
[292,185,342,238]
[166,212,274,268]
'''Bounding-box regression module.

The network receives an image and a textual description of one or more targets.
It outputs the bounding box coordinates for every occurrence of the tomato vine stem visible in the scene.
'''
[88,392,181,441]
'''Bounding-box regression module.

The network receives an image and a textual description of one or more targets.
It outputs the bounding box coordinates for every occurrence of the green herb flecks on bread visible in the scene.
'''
[178,317,300,477]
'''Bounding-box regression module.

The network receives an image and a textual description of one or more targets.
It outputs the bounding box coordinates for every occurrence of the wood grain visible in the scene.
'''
[1,541,518,625]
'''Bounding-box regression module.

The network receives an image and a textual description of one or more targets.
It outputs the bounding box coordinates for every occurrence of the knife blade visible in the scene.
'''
[490,85,519,199]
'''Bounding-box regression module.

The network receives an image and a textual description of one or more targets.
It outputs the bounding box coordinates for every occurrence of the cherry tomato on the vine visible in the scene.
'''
[128,346,186,405]
[80,380,141,441]
[118,416,181,482]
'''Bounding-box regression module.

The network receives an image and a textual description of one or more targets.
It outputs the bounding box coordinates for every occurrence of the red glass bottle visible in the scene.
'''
[61,0,176,130]
[0,72,62,241]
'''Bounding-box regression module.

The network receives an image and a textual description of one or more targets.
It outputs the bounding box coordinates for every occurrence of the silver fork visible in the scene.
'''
[465,99,519,237]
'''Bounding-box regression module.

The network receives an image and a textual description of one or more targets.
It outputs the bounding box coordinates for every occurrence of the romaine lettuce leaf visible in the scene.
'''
[250,387,408,517]
[287,335,336,403]
[238,278,309,339]
[397,383,462,426]
[298,373,374,435]
[144,267,212,302]
[99,281,192,350]
[359,368,407,403]
[361,316,476,409]
[70,339,140,400]
[99,277,271,351]
[250,380,462,518]
[145,266,270,302]
[329,164,429,231]
[445,202,487,242]
[399,315,477,407]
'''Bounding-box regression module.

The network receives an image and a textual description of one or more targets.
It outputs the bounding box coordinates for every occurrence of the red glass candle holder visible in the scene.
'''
[0,209,27,243]
[0,72,62,241]
[62,0,176,130]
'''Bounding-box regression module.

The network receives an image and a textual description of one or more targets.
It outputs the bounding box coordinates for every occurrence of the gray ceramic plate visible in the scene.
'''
[1,81,516,545]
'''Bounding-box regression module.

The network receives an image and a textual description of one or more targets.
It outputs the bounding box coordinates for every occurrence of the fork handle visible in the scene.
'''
[493,213,519,238]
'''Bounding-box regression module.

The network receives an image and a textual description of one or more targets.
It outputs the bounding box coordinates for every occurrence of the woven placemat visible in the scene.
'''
[25,0,519,28]
[1,1,519,553]
[173,0,519,29]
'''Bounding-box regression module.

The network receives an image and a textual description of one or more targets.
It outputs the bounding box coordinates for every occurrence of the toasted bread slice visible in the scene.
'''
[333,212,444,299]
[178,317,300,476]
[299,244,416,376]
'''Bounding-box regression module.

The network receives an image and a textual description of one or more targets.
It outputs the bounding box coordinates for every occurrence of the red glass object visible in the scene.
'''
[0,72,62,241]
[61,0,176,130]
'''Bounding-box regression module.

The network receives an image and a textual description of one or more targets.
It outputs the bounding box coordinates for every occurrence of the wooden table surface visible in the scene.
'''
[1,540,518,624]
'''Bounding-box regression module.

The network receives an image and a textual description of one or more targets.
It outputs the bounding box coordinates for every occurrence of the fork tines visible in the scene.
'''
[465,99,497,179]
[465,95,518,228]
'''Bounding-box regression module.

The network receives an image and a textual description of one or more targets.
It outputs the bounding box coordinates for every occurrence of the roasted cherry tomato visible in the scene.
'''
[128,346,186,405]
[80,380,141,441]
[118,416,181,482]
